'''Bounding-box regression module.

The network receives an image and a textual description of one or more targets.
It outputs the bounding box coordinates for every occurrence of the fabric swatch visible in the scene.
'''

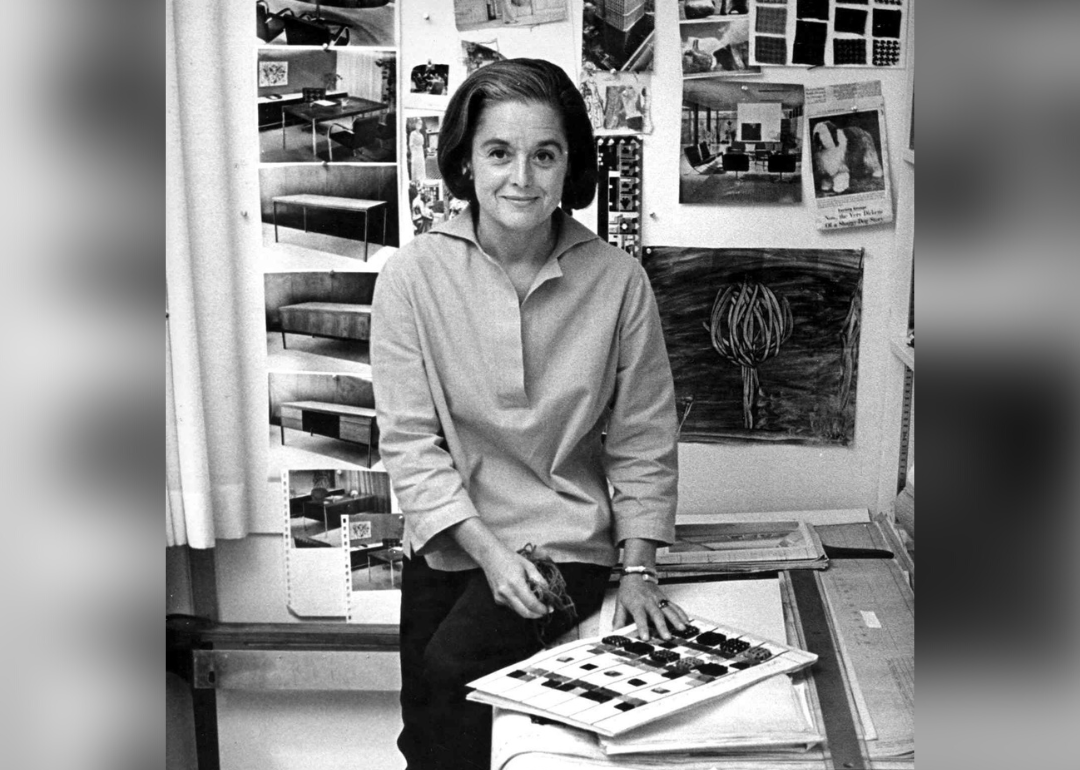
[833,37,867,64]
[872,38,901,65]
[872,8,903,38]
[755,0,787,4]
[797,0,831,21]
[834,7,867,34]
[755,6,788,35]
[792,20,828,65]
[754,35,788,64]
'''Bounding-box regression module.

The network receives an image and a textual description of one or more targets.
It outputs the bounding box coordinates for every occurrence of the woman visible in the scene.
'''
[371,59,683,770]
[408,120,426,182]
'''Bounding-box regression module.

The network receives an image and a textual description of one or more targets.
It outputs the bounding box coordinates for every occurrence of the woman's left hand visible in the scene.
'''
[614,575,692,641]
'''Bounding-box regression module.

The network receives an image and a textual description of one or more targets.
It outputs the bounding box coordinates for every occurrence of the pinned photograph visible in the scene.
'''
[679,0,748,20]
[269,371,380,469]
[282,468,403,623]
[259,164,400,268]
[462,39,506,76]
[264,271,377,374]
[405,116,468,240]
[805,81,894,230]
[680,80,804,204]
[581,72,652,135]
[680,17,759,77]
[256,0,397,47]
[409,61,450,96]
[257,48,396,164]
[454,0,568,31]
[582,0,656,73]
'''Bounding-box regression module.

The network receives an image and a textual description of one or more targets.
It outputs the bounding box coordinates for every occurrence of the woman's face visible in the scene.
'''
[468,99,569,243]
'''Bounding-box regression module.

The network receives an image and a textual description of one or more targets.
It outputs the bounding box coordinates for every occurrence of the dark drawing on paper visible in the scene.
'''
[643,247,864,445]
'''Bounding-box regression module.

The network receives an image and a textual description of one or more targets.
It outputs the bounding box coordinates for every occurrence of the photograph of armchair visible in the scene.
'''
[327,111,396,162]
[282,12,351,46]
[256,0,291,42]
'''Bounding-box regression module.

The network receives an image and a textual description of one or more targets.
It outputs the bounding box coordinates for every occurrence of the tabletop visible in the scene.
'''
[281,401,376,418]
[272,194,386,212]
[284,96,386,122]
[280,302,373,314]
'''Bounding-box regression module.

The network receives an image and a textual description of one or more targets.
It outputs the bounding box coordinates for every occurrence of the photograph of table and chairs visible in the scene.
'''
[680,79,805,205]
[256,0,397,48]
[259,164,399,266]
[269,371,379,469]
[264,270,377,373]
[286,468,404,592]
[257,48,396,164]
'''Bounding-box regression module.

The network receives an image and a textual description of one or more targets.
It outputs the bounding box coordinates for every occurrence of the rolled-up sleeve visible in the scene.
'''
[602,263,679,547]
[370,258,479,556]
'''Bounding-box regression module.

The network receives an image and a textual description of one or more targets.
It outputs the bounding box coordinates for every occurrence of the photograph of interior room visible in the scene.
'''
[168,2,915,770]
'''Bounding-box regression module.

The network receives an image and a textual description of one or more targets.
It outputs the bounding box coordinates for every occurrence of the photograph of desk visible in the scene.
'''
[279,400,379,466]
[272,194,387,261]
[279,302,372,347]
[283,96,387,159]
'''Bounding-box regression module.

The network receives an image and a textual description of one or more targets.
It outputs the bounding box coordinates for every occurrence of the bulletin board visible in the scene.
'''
[237,0,915,625]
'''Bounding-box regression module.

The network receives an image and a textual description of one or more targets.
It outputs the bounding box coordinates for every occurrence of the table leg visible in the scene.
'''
[281,332,287,349]
[280,425,285,444]
[273,201,279,242]
[364,211,370,261]
[382,207,387,249]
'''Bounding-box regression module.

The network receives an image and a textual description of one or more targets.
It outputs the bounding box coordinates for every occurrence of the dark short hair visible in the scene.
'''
[437,59,597,211]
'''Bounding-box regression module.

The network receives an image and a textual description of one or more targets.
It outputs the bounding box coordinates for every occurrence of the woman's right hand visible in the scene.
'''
[449,518,551,619]
[477,546,552,620]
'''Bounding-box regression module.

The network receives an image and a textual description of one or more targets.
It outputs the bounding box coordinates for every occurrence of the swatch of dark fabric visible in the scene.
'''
[872,8,903,38]
[755,6,787,35]
[792,20,828,65]
[872,38,901,66]
[756,0,787,4]
[755,35,788,65]
[836,0,868,4]
[833,37,867,65]
[834,7,867,35]
[797,0,830,21]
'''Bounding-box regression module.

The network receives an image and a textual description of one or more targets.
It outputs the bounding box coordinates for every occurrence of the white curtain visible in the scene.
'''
[166,0,269,547]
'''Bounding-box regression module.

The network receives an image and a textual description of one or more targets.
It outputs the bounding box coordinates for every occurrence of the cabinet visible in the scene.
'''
[279,400,379,467]
[279,303,372,347]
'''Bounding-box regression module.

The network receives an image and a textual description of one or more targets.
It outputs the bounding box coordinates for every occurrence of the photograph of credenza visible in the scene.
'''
[259,164,399,261]
[269,371,378,468]
[265,271,377,370]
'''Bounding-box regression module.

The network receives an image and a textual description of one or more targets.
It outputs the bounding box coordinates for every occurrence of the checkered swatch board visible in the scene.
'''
[751,0,908,68]
[467,613,817,737]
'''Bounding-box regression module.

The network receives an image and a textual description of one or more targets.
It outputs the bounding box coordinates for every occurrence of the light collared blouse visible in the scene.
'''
[370,208,678,571]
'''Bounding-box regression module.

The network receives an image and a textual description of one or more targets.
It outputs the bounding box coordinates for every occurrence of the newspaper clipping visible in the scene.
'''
[806,81,893,231]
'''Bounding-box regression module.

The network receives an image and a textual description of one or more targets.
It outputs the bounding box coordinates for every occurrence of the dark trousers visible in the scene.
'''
[397,556,611,770]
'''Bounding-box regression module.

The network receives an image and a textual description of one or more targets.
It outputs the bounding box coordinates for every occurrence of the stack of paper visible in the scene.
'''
[479,578,824,758]
[651,520,828,576]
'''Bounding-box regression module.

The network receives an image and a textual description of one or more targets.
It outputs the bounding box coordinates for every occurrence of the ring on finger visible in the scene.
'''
[658,598,670,609]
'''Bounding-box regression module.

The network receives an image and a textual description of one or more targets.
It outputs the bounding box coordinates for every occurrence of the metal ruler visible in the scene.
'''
[790,569,867,769]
